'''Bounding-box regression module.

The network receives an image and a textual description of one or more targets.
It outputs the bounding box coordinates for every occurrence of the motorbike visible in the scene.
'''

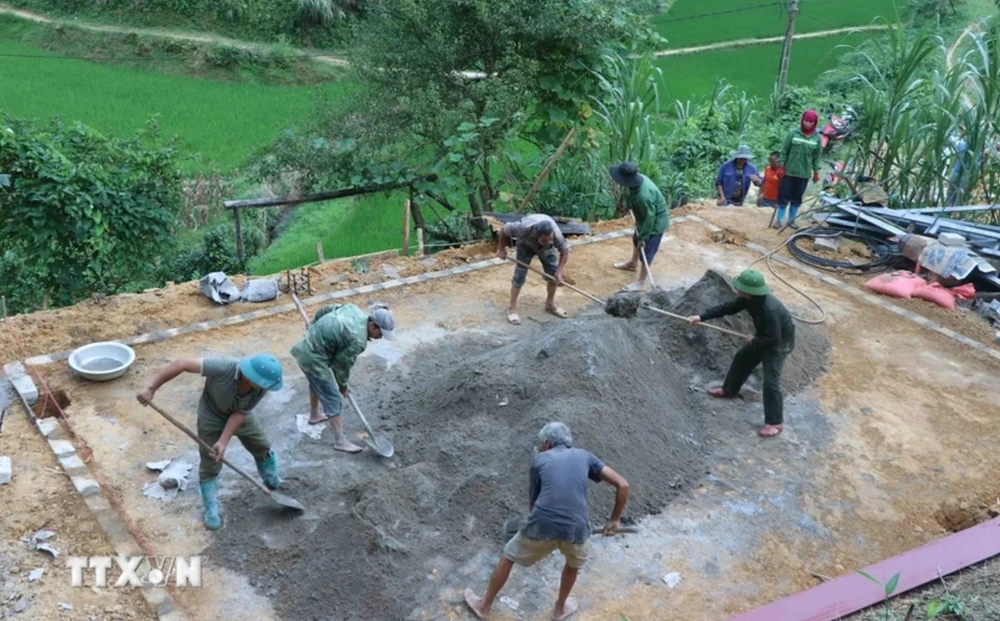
[820,112,853,153]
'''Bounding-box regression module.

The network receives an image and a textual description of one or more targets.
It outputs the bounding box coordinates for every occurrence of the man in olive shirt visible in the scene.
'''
[609,162,670,292]
[291,302,396,453]
[137,354,285,530]
[465,422,630,621]
[687,269,795,438]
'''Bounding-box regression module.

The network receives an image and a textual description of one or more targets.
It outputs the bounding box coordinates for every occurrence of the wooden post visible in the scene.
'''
[417,228,425,256]
[1,295,6,321]
[776,0,799,96]
[316,241,325,263]
[233,208,245,264]
[465,213,472,241]
[402,200,412,256]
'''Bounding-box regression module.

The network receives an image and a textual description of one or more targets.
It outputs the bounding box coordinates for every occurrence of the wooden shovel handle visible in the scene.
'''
[504,257,606,306]
[147,402,269,495]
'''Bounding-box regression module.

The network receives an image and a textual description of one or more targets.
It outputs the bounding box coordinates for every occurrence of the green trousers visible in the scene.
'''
[722,343,793,426]
[197,415,272,481]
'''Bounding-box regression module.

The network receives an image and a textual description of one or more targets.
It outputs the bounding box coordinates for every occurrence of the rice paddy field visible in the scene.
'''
[656,0,901,49]
[657,31,879,102]
[0,37,351,173]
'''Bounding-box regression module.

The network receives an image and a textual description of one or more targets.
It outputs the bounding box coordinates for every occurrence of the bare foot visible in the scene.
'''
[464,588,487,619]
[333,439,363,453]
[707,387,736,399]
[759,424,783,438]
[552,597,578,620]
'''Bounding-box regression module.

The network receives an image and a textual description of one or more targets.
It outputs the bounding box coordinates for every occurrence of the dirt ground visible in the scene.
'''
[3,205,1000,621]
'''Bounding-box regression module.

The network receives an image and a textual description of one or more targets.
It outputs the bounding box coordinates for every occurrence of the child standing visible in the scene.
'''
[758,151,784,209]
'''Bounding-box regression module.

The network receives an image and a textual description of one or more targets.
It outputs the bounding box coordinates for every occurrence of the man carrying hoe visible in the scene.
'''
[465,422,630,620]
[687,269,795,438]
[291,302,396,453]
[496,213,571,325]
[137,354,285,530]
[609,161,670,292]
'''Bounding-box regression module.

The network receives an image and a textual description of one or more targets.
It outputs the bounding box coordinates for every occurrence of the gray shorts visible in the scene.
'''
[512,244,558,288]
[305,373,343,417]
[503,532,590,569]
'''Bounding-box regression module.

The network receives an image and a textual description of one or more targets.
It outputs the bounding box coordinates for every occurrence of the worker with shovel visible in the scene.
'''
[465,422,630,621]
[136,354,285,530]
[291,302,396,453]
[609,161,670,292]
[687,269,795,438]
[496,213,570,325]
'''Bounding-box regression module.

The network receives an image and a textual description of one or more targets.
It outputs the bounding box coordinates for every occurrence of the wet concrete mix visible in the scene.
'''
[208,270,830,621]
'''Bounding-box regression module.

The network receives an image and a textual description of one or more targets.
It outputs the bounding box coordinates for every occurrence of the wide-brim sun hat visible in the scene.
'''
[732,268,770,296]
[730,145,754,160]
[609,162,644,188]
[239,354,284,391]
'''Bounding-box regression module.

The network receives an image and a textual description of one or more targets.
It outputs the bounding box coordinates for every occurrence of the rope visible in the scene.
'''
[6,330,198,621]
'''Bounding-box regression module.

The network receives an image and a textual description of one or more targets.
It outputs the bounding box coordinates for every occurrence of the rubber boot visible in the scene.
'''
[255,451,282,491]
[788,205,800,229]
[773,207,786,229]
[199,479,222,531]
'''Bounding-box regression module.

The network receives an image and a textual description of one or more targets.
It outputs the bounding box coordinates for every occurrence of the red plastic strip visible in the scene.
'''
[730,517,1000,621]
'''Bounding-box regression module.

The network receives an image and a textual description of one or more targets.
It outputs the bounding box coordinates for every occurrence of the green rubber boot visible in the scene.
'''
[199,479,222,531]
[255,451,282,491]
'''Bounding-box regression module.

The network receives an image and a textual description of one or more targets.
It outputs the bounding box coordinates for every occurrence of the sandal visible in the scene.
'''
[613,261,637,272]
[307,414,334,425]
[546,307,569,319]
[621,282,645,293]
[507,312,521,325]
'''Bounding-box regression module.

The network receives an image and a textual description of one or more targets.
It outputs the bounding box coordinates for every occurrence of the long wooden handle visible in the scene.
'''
[347,393,380,442]
[147,402,270,494]
[505,257,606,306]
[640,303,752,339]
[638,241,657,289]
[504,257,752,339]
[291,293,311,327]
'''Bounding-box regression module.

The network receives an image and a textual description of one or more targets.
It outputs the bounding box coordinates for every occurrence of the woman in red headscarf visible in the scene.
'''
[774,110,822,229]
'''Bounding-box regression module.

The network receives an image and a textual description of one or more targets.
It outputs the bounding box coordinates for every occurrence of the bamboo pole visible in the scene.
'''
[516,127,578,213]
[402,200,412,256]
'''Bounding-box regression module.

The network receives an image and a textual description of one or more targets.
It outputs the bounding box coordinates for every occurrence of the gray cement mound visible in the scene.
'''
[207,270,830,621]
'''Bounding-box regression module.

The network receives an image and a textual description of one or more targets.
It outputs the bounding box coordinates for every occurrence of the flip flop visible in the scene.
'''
[613,261,637,272]
[546,307,569,319]
[464,589,486,620]
[333,442,364,454]
[621,282,645,293]
[307,415,334,425]
[507,312,521,325]
[552,597,578,621]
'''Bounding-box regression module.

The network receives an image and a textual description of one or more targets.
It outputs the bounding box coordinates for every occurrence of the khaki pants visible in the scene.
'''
[197,415,272,481]
[503,532,590,569]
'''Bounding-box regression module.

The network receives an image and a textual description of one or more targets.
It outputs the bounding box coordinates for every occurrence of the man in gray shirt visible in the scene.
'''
[496,213,571,325]
[465,422,630,620]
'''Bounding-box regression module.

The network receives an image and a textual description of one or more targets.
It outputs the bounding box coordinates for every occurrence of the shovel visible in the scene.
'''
[148,402,305,512]
[291,293,395,459]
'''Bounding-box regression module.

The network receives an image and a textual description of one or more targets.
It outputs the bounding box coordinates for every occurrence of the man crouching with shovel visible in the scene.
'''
[137,354,285,530]
[290,302,396,453]
[465,422,630,620]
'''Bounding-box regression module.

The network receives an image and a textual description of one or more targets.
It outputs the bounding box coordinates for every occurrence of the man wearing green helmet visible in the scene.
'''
[137,353,285,530]
[686,269,795,438]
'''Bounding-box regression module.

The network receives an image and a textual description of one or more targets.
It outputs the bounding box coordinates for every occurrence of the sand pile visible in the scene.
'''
[208,270,830,621]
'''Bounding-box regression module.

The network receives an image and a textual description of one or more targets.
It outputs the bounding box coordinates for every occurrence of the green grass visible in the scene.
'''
[0,35,355,172]
[656,0,901,49]
[249,191,414,275]
[657,32,880,102]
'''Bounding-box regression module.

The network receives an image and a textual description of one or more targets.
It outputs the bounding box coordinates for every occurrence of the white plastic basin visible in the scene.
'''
[68,342,136,382]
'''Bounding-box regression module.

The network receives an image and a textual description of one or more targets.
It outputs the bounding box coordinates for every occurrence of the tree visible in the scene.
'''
[0,115,184,314]
[255,0,659,233]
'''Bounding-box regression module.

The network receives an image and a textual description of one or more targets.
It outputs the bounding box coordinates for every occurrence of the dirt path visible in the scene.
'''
[655,24,890,57]
[0,3,349,66]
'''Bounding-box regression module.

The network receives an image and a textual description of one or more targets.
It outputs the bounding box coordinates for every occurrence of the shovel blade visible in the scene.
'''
[270,492,305,512]
[365,436,394,458]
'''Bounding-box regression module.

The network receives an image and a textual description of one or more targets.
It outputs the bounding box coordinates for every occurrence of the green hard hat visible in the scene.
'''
[732,269,769,296]
[239,354,283,391]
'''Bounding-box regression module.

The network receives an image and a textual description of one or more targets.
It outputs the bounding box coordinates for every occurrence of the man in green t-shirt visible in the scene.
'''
[609,162,670,292]
[137,354,284,530]
[290,303,397,454]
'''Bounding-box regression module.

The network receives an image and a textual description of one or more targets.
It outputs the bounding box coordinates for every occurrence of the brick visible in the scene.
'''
[48,439,75,457]
[10,375,37,405]
[938,232,967,247]
[35,418,58,438]
[72,477,100,497]
[813,237,840,253]
[0,456,11,485]
[3,361,26,378]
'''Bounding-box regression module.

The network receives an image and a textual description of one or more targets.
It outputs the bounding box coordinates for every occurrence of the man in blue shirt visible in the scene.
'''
[716,145,763,207]
[465,422,630,621]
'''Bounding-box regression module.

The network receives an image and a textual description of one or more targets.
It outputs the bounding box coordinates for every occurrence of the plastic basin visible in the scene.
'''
[68,342,136,382]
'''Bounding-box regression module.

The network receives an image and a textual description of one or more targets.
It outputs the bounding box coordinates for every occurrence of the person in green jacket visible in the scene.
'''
[686,269,795,438]
[291,302,397,453]
[775,109,822,229]
[136,354,285,530]
[609,162,670,292]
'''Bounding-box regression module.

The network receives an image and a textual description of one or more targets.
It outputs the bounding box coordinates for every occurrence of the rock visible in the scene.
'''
[58,602,73,611]
[0,456,11,485]
[13,598,28,613]
[813,237,840,253]
[27,568,43,582]
[382,264,401,279]
[938,232,967,247]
